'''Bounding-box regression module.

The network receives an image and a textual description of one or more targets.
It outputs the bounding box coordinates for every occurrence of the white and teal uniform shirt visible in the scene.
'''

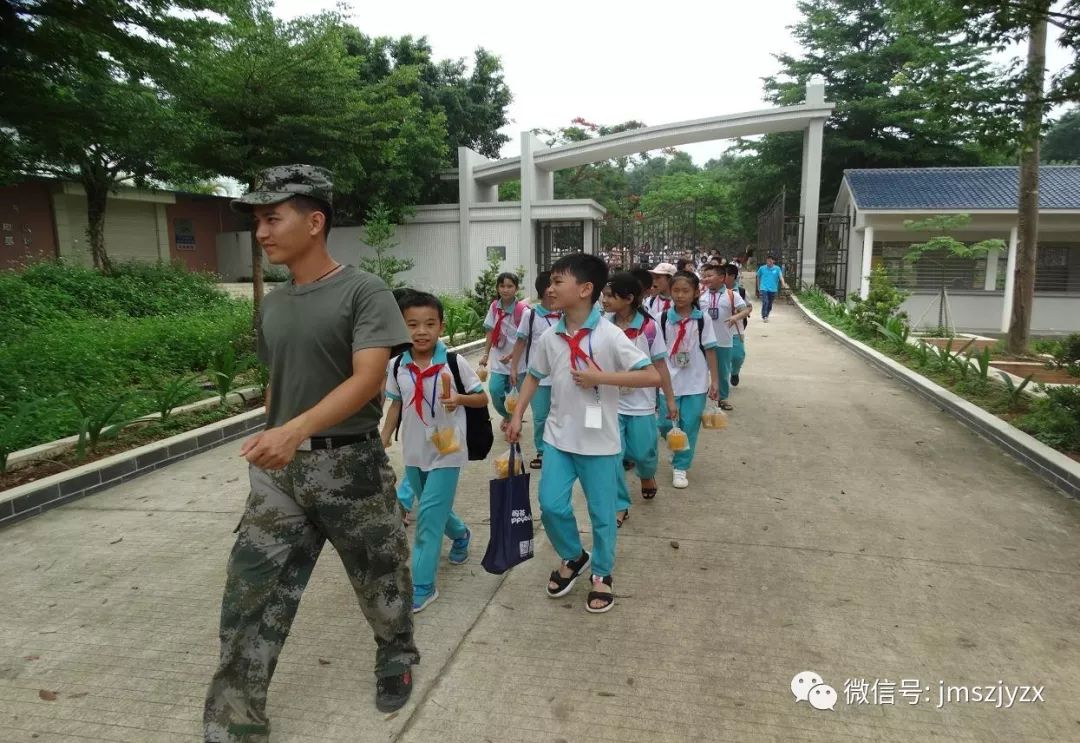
[661,307,719,397]
[385,341,483,471]
[484,299,526,375]
[515,304,561,388]
[643,294,672,321]
[528,306,650,456]
[606,311,667,416]
[698,287,747,349]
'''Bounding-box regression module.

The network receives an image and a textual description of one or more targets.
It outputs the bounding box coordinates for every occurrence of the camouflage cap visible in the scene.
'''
[231,164,334,214]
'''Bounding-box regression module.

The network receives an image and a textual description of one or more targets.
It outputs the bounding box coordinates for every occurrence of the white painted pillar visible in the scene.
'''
[519,132,535,278]
[457,146,476,290]
[859,225,874,299]
[1000,225,1019,332]
[799,77,826,288]
[984,247,1000,291]
[583,219,593,255]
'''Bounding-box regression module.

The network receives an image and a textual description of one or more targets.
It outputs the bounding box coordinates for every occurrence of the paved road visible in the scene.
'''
[2,297,1079,742]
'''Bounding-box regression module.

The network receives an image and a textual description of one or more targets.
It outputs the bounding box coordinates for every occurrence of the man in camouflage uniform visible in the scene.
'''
[204,165,419,743]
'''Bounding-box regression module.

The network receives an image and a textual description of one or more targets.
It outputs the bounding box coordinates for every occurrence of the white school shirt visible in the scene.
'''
[515,304,561,388]
[484,299,526,375]
[660,307,719,396]
[385,342,483,471]
[528,306,650,456]
[643,294,672,321]
[699,287,747,349]
[605,311,668,415]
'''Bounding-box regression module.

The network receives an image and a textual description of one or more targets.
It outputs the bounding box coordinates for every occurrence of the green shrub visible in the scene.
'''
[0,303,253,447]
[0,259,231,332]
[1018,386,1080,451]
[849,267,908,336]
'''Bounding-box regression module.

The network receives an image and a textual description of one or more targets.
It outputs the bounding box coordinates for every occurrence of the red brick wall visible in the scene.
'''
[0,181,58,270]
[166,195,247,274]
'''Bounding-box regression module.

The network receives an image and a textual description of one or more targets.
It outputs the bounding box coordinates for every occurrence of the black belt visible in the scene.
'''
[305,431,379,450]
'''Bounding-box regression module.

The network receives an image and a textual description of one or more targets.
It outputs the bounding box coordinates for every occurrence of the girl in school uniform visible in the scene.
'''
[602,272,678,527]
[477,272,528,428]
[657,271,720,489]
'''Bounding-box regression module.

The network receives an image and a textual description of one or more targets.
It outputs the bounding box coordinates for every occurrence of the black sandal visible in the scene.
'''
[585,575,614,614]
[529,456,543,469]
[616,510,629,528]
[546,551,590,598]
[719,401,734,411]
[641,487,658,500]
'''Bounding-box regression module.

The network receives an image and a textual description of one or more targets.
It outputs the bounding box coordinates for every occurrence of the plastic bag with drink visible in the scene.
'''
[701,406,728,430]
[494,447,526,479]
[666,426,689,451]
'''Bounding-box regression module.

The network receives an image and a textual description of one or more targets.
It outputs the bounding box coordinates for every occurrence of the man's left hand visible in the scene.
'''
[241,427,305,470]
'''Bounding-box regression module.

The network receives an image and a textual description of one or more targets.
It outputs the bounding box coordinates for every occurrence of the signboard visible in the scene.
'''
[175,218,196,251]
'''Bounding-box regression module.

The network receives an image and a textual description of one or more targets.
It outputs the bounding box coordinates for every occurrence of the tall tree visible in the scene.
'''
[735,0,1014,229]
[1042,107,1080,162]
[0,0,237,271]
[177,4,447,309]
[341,32,513,203]
[950,0,1077,353]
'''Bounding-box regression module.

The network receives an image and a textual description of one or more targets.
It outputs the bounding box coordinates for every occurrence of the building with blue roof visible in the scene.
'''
[833,166,1080,334]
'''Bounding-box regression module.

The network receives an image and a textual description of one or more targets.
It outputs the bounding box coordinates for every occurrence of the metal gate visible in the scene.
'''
[756,189,803,290]
[815,214,850,300]
[536,220,584,272]
[600,204,700,269]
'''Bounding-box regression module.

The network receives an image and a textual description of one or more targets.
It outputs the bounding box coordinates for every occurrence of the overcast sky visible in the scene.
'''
[274,0,1074,165]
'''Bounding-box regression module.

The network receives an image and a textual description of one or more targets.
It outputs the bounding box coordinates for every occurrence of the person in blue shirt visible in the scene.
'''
[755,255,788,323]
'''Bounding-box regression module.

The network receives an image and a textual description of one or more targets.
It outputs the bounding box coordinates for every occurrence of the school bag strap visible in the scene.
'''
[524,308,537,366]
[447,351,495,461]
[642,315,657,348]
[391,354,404,442]
[659,312,705,354]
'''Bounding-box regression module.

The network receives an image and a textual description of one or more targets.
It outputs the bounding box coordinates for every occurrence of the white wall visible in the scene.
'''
[902,291,1080,334]
[215,214,524,294]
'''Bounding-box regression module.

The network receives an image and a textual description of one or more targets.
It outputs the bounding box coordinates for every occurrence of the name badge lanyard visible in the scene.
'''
[408,365,442,426]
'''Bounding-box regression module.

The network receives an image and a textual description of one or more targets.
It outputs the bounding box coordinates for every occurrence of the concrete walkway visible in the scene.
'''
[2,297,1079,742]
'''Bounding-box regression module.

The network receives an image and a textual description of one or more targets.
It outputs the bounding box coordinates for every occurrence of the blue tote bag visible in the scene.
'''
[481,443,534,574]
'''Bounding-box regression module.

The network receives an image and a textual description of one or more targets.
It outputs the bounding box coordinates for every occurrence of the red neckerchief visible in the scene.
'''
[624,316,650,341]
[405,362,444,423]
[489,303,509,347]
[558,327,602,371]
[671,316,692,354]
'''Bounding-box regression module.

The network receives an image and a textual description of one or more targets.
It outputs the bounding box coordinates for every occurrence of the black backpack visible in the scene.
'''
[659,312,706,355]
[392,352,494,461]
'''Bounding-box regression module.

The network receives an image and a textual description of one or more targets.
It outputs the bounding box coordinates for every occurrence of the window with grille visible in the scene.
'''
[1035,244,1076,292]
[874,243,1005,291]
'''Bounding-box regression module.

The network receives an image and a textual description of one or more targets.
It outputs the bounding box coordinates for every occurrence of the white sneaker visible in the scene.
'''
[673,470,689,489]
[763,316,769,323]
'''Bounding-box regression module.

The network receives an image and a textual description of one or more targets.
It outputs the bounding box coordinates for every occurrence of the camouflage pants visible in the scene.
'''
[203,438,418,743]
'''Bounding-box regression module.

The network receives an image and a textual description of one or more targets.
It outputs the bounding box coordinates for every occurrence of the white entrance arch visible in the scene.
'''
[449,78,833,287]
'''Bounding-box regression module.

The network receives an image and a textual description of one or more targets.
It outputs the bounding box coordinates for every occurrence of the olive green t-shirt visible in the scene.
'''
[257,266,410,436]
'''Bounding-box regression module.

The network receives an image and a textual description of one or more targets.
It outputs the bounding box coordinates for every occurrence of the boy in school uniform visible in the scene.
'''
[643,262,676,319]
[508,271,561,469]
[381,293,489,613]
[700,264,750,410]
[507,254,660,614]
[726,264,751,387]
